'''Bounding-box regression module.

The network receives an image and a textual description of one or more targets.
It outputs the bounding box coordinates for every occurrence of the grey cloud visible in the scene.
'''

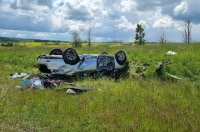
[108,10,120,19]
[132,0,200,23]
[37,0,53,7]
[0,0,200,42]
[11,0,36,10]
[64,3,93,21]
[135,0,180,11]
[0,1,50,32]
[93,18,133,41]
[0,14,50,32]
[10,0,49,15]
[172,13,199,23]
[172,0,200,23]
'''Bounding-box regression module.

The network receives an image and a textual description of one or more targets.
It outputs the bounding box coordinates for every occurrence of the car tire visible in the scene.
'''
[62,48,80,65]
[115,50,127,65]
[49,49,63,55]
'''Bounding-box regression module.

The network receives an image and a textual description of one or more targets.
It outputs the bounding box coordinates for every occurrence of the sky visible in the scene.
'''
[0,0,200,42]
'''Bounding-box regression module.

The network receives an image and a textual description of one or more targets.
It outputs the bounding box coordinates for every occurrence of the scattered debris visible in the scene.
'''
[165,51,177,56]
[167,73,182,80]
[66,89,76,94]
[155,60,171,80]
[9,72,87,93]
[21,79,31,91]
[31,77,44,89]
[9,73,28,79]
[65,87,91,94]
[130,62,150,79]
[42,79,62,88]
[155,60,181,80]
[23,72,39,79]
[9,50,182,93]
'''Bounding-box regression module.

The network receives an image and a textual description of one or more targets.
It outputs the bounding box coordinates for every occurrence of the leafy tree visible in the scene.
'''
[71,31,82,47]
[134,24,145,45]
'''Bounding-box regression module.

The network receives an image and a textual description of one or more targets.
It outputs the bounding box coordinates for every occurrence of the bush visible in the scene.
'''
[71,32,82,47]
[1,42,14,47]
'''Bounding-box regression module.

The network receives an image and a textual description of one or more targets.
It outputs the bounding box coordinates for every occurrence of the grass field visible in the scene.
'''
[0,43,200,131]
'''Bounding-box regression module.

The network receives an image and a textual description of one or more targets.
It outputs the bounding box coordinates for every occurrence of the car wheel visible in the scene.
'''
[62,48,80,65]
[115,50,127,65]
[49,49,63,55]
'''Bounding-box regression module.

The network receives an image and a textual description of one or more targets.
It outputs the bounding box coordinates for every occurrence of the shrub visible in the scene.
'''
[71,31,82,47]
[1,42,14,47]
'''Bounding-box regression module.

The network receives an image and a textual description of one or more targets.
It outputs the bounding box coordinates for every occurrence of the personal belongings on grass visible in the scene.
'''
[9,72,63,89]
[9,72,90,93]
[19,77,62,89]
[23,72,39,79]
[9,73,28,79]
[155,60,181,80]
[21,79,31,91]
[66,89,76,94]
[165,51,177,56]
[31,77,44,89]
[42,79,62,88]
[155,60,171,79]
[65,87,91,94]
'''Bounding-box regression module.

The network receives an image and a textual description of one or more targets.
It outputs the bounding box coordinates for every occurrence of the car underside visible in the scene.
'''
[37,48,129,78]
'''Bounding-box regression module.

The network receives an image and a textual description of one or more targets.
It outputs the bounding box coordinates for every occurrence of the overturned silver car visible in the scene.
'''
[37,48,128,77]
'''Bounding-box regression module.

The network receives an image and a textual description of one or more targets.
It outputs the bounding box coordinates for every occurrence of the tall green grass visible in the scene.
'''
[0,43,200,131]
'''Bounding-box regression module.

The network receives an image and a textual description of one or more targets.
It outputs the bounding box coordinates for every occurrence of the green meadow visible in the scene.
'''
[0,43,200,131]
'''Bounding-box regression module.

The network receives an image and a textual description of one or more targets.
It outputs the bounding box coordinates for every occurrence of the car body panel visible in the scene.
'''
[37,53,127,75]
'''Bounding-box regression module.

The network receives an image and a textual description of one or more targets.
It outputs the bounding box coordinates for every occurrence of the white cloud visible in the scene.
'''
[34,32,47,37]
[49,0,105,32]
[174,1,187,16]
[92,36,105,42]
[0,29,72,41]
[138,20,149,29]
[153,16,175,28]
[11,0,49,13]
[49,14,64,31]
[16,33,27,38]
[116,16,136,31]
[1,31,8,35]
[117,18,148,30]
[0,0,200,42]
[120,0,137,12]
[150,8,181,29]
[66,20,88,31]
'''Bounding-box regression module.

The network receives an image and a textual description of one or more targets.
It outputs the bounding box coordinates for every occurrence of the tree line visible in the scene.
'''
[133,18,192,45]
[71,19,192,47]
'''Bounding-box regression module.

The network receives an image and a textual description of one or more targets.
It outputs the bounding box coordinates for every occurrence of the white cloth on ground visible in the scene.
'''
[9,73,27,79]
[31,77,44,89]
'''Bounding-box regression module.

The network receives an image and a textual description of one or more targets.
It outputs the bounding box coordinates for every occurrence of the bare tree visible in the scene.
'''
[88,25,92,47]
[182,19,192,44]
[71,31,82,47]
[159,33,166,44]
